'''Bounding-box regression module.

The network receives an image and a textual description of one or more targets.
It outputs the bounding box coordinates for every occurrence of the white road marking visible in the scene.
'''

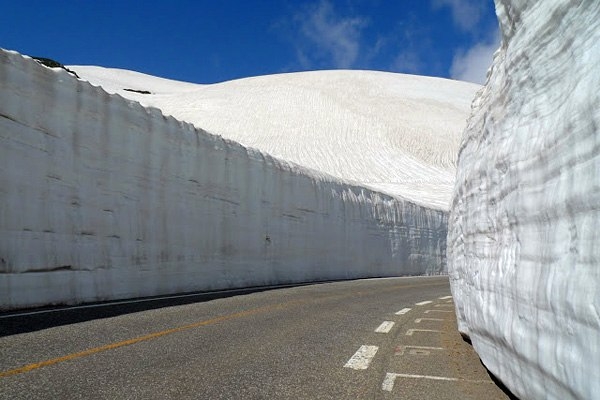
[395,345,444,355]
[382,373,398,392]
[434,304,453,308]
[344,345,379,370]
[414,318,444,323]
[395,307,412,315]
[424,309,452,314]
[405,328,441,336]
[438,296,453,300]
[382,373,492,391]
[415,300,433,306]
[375,321,395,333]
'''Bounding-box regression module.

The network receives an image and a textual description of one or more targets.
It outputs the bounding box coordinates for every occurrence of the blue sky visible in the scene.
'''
[1,0,499,84]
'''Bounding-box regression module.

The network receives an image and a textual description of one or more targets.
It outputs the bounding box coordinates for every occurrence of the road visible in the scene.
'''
[0,277,513,399]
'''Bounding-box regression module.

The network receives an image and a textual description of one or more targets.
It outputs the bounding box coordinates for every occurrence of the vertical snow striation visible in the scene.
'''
[448,1,600,399]
[0,49,447,310]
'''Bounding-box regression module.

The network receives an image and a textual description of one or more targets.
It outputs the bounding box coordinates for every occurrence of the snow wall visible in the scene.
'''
[448,1,599,399]
[0,50,447,311]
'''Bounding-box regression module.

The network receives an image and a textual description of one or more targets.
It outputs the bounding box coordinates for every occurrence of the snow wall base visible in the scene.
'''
[448,1,600,399]
[0,50,447,311]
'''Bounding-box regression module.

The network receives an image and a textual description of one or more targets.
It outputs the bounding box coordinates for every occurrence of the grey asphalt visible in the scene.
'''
[0,277,514,399]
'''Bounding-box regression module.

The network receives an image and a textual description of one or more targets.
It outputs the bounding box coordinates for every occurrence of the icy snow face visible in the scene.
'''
[0,49,448,310]
[70,66,480,210]
[448,1,600,399]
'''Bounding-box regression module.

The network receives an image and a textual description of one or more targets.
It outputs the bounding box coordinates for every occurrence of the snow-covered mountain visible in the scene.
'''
[1,49,468,310]
[448,1,600,399]
[70,67,479,210]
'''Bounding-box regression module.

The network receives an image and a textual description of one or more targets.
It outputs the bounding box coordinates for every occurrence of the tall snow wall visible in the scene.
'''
[448,1,599,399]
[0,50,447,311]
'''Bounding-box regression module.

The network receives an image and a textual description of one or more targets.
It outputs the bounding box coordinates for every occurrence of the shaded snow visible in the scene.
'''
[448,1,600,399]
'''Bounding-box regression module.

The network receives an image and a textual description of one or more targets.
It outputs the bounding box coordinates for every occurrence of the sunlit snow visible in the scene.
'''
[71,67,480,210]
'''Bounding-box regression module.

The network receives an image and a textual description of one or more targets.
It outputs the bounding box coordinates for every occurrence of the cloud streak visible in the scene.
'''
[288,1,368,69]
[275,0,499,82]
[431,0,484,32]
[391,51,422,75]
[450,26,500,84]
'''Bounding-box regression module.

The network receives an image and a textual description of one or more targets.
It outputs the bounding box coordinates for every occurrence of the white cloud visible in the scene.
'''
[450,27,500,84]
[431,0,484,32]
[293,1,368,68]
[391,52,422,75]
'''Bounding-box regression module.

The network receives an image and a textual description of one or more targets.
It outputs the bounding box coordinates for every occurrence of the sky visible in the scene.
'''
[1,0,499,85]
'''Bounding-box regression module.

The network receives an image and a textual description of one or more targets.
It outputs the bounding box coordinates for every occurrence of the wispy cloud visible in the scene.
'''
[387,18,434,76]
[450,26,500,84]
[391,51,423,74]
[274,0,498,80]
[431,0,484,32]
[284,0,369,69]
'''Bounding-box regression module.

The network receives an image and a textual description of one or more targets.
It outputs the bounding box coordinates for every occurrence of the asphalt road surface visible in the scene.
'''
[0,277,514,399]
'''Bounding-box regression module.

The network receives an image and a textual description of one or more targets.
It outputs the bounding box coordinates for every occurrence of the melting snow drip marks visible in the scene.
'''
[0,49,448,310]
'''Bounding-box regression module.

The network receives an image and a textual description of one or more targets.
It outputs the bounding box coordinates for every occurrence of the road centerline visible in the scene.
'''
[344,345,379,370]
[415,300,433,306]
[375,321,395,333]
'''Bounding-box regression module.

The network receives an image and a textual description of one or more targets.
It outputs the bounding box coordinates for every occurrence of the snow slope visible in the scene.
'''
[448,1,600,399]
[70,67,479,210]
[0,49,450,310]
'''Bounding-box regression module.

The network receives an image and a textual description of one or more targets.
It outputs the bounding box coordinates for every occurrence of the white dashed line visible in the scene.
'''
[424,309,452,314]
[439,296,453,300]
[414,318,444,323]
[395,307,411,315]
[382,373,492,391]
[405,328,441,336]
[344,345,379,370]
[434,304,453,308]
[415,300,433,306]
[375,321,395,333]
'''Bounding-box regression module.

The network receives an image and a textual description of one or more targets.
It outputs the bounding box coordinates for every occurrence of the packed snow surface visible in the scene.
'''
[448,1,600,399]
[0,49,449,310]
[70,66,479,210]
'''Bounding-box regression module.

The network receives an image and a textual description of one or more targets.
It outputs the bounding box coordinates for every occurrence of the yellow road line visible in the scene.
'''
[0,280,447,378]
[0,304,281,378]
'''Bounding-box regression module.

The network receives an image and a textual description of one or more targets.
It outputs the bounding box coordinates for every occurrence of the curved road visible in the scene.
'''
[0,277,512,399]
